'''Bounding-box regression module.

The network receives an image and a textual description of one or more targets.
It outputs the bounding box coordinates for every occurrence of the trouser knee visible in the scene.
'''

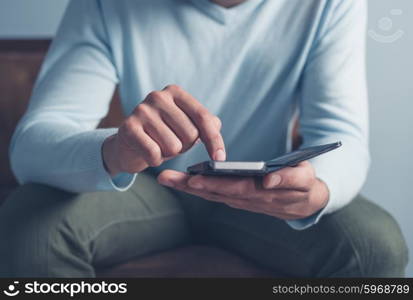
[0,183,90,277]
[320,196,409,277]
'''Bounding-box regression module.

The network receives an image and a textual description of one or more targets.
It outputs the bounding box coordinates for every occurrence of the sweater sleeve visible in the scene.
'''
[286,0,370,230]
[9,0,136,193]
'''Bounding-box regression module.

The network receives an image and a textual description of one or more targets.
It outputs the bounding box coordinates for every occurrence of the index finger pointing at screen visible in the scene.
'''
[163,85,226,161]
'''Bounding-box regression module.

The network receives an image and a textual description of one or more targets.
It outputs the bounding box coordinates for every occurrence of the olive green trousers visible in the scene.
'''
[0,171,408,277]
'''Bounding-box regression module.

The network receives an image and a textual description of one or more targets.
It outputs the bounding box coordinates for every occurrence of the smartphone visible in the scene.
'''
[187,142,342,176]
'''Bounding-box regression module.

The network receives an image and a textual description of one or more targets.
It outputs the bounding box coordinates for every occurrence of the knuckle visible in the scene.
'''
[152,92,171,106]
[122,118,134,133]
[194,108,212,125]
[181,127,199,146]
[164,84,182,93]
[145,146,163,167]
[187,127,199,141]
[146,91,163,101]
[213,116,222,130]
[163,140,183,157]
[146,91,170,106]
[148,157,162,167]
[134,103,153,118]
[121,118,139,139]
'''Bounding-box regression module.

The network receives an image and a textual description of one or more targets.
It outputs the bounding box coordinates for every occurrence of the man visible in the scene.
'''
[0,0,408,277]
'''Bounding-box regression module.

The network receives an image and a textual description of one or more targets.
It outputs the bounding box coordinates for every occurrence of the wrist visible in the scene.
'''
[102,134,121,177]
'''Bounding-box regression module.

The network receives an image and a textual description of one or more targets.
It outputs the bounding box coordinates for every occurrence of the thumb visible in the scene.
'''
[157,169,190,188]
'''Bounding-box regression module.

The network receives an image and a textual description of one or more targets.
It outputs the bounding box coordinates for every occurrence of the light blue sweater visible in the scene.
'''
[10,0,369,229]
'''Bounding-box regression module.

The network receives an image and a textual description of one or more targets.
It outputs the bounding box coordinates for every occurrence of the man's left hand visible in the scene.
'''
[157,161,329,220]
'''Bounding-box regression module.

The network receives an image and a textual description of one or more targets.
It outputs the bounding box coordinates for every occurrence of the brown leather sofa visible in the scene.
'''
[0,40,278,277]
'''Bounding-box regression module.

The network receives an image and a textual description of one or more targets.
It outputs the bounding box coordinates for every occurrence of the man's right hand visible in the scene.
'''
[102,85,226,177]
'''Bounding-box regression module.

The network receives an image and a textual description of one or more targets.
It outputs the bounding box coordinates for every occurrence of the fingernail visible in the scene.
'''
[268,174,282,188]
[214,149,226,161]
[188,178,203,189]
